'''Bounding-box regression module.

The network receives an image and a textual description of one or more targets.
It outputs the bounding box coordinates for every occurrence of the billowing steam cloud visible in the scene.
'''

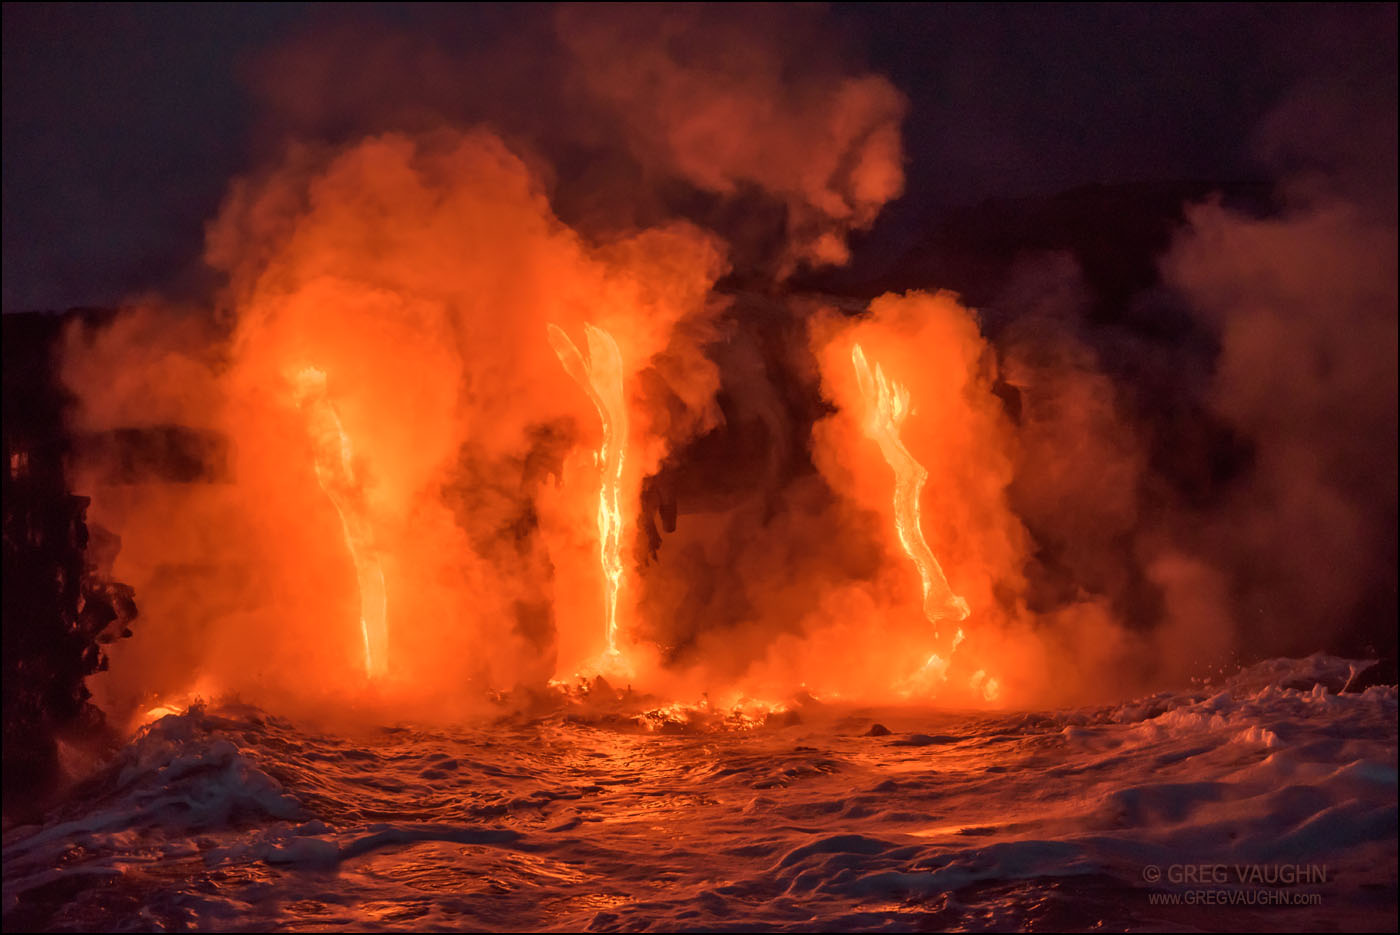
[1154,45,1397,668]
[556,4,906,271]
[55,6,1394,723]
[58,4,914,719]
[1161,199,1397,660]
[66,130,727,718]
[242,5,906,277]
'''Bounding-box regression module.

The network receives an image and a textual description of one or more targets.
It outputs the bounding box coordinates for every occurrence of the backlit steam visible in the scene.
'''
[548,323,629,669]
[293,366,388,679]
[53,8,1387,724]
[851,343,969,673]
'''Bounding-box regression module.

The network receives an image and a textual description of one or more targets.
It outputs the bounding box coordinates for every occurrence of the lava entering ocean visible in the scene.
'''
[548,323,630,676]
[294,366,389,680]
[62,117,1062,716]
[851,342,970,682]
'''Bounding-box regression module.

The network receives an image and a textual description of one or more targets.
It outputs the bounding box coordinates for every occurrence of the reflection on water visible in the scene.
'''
[2,656,1396,932]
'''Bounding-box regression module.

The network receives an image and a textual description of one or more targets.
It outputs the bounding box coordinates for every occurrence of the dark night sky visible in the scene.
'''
[3,2,1395,312]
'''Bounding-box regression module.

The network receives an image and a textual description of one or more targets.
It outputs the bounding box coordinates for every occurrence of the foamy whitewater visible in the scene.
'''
[4,655,1396,932]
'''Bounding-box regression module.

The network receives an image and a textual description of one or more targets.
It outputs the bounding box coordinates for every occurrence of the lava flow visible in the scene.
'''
[293,366,388,679]
[851,343,970,675]
[548,323,629,671]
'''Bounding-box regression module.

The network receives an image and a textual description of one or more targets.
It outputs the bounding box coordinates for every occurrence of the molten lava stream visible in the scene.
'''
[548,323,629,673]
[852,343,970,677]
[294,366,388,679]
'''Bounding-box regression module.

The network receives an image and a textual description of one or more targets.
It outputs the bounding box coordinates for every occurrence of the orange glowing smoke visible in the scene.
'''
[548,324,629,666]
[851,343,970,670]
[293,366,388,679]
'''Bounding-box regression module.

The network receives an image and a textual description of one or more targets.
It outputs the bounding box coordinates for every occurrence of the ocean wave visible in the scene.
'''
[4,654,1395,931]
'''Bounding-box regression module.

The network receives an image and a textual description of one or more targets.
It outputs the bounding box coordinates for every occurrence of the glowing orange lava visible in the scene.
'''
[851,343,970,671]
[294,366,388,679]
[548,324,629,668]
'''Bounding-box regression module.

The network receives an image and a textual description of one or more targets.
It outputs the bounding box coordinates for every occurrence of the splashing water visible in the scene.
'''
[5,656,1393,932]
[851,344,970,674]
[548,325,629,669]
[293,366,388,679]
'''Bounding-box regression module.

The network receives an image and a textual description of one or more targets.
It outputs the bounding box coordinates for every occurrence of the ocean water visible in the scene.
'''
[3,656,1396,932]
